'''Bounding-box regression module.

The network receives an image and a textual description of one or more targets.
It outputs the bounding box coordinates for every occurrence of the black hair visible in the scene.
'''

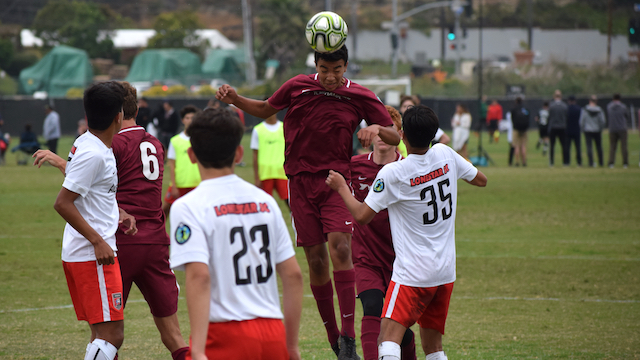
[187,108,244,169]
[314,45,348,64]
[543,101,549,106]
[83,81,126,131]
[515,97,523,105]
[25,124,32,131]
[180,105,199,119]
[613,93,621,100]
[402,105,439,149]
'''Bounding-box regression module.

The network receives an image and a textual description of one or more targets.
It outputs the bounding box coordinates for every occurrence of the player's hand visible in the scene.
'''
[325,170,347,191]
[170,186,180,199]
[93,240,115,265]
[32,149,64,169]
[357,124,380,148]
[288,346,301,360]
[119,208,138,236]
[215,84,237,105]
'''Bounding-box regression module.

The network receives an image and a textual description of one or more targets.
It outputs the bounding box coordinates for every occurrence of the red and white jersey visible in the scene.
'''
[350,152,402,271]
[62,131,119,262]
[170,175,295,323]
[364,144,478,287]
[112,126,168,245]
[268,73,393,177]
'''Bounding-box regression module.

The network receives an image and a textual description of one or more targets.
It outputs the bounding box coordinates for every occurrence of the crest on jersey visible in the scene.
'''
[373,178,384,193]
[112,293,122,310]
[175,223,191,245]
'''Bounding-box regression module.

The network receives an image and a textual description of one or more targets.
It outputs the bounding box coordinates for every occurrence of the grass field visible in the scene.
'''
[1,130,639,359]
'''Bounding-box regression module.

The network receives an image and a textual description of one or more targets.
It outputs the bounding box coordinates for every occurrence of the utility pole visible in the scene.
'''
[607,0,612,66]
[452,0,463,75]
[527,0,533,50]
[391,0,399,77]
[242,0,256,85]
[326,0,332,11]
[351,0,358,59]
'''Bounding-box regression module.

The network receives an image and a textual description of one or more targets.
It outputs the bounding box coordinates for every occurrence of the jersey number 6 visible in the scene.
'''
[230,224,274,286]
[419,178,452,225]
[140,141,160,181]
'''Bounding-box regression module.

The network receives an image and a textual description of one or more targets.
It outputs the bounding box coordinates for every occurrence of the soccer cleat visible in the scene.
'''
[338,335,361,360]
[332,340,340,358]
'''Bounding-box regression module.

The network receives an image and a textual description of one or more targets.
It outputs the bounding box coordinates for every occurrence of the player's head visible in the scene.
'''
[163,100,173,111]
[456,103,468,114]
[402,105,439,150]
[553,89,562,99]
[374,105,401,152]
[613,93,621,101]
[543,101,549,108]
[180,105,199,129]
[315,45,348,92]
[83,81,126,131]
[589,95,597,104]
[119,81,138,120]
[399,95,416,115]
[187,108,244,169]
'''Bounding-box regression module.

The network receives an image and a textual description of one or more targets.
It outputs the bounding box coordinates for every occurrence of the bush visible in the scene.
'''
[142,84,189,97]
[0,75,18,95]
[65,87,84,98]
[195,85,216,96]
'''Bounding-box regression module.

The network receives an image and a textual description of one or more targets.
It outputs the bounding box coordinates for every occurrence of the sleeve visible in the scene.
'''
[62,148,100,197]
[270,200,296,264]
[452,148,478,182]
[250,127,260,150]
[167,141,176,160]
[267,77,296,110]
[433,128,444,141]
[169,199,210,271]
[361,91,393,127]
[364,165,399,214]
[461,114,472,128]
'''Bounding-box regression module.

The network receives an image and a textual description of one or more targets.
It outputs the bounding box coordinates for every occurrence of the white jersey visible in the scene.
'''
[364,144,478,287]
[61,131,119,262]
[170,174,296,323]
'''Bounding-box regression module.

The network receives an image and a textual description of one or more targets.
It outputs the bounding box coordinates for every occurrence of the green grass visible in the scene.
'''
[1,131,639,359]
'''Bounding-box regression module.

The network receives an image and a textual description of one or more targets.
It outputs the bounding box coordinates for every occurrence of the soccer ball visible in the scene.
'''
[305,11,348,53]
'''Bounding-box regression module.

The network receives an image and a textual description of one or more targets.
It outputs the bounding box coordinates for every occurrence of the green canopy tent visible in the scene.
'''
[125,49,202,86]
[201,49,245,85]
[19,45,93,97]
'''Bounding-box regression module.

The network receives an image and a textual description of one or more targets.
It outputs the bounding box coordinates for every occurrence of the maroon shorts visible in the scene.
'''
[164,186,195,205]
[117,243,179,318]
[289,171,354,247]
[382,280,454,334]
[354,262,392,295]
[261,179,289,200]
[186,318,288,360]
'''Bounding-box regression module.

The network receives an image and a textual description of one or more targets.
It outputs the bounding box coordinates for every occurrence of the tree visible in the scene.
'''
[255,0,310,77]
[147,10,205,50]
[32,0,122,59]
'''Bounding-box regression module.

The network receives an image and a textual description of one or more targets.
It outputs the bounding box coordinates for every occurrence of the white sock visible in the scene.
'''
[378,341,401,360]
[84,339,118,360]
[426,351,447,360]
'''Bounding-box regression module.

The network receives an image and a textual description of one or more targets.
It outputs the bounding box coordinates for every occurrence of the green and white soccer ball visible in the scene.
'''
[305,11,348,53]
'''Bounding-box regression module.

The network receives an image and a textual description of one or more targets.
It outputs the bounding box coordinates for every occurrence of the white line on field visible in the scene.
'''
[1,295,637,314]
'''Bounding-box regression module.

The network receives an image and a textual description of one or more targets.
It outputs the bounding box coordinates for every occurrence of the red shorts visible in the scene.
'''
[382,280,454,334]
[63,259,124,324]
[117,244,179,318]
[289,171,354,247]
[164,186,195,204]
[186,318,288,360]
[261,179,289,200]
[354,262,392,295]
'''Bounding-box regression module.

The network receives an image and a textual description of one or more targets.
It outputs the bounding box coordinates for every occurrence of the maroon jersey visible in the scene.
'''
[350,152,402,270]
[268,74,393,177]
[112,126,168,245]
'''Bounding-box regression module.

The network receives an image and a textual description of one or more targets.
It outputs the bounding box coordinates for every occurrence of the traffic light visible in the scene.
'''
[447,25,455,41]
[630,18,640,45]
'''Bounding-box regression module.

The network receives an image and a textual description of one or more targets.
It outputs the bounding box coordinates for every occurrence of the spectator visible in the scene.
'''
[579,95,606,168]
[399,95,450,148]
[157,100,181,150]
[12,124,40,165]
[486,99,503,143]
[251,108,289,207]
[0,118,8,165]
[510,97,530,167]
[606,93,630,168]
[566,95,583,166]
[451,103,471,159]
[43,104,61,154]
[136,97,151,130]
[548,90,569,167]
[535,102,550,155]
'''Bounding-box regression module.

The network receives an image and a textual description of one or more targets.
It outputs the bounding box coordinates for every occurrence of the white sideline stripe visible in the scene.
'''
[2,294,638,314]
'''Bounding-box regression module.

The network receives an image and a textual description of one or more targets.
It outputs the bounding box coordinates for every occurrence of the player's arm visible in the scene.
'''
[216,84,278,119]
[439,132,451,145]
[184,262,210,360]
[326,170,377,225]
[276,256,303,360]
[357,124,400,148]
[54,188,115,265]
[252,149,261,187]
[33,149,67,175]
[166,159,180,198]
[465,169,487,187]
